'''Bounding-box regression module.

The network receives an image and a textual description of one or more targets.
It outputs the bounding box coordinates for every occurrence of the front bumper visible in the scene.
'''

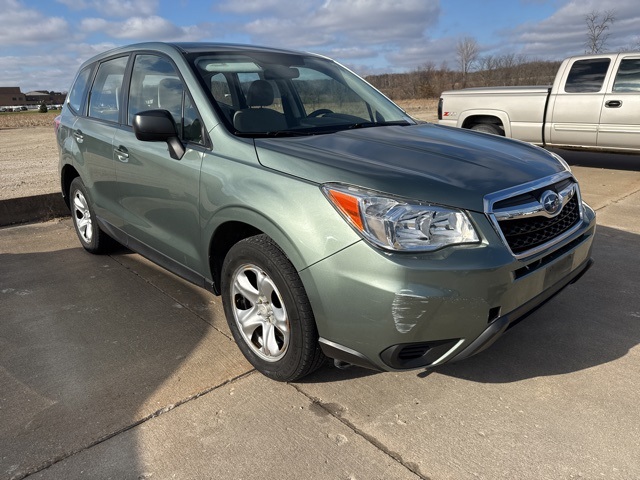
[300,203,596,372]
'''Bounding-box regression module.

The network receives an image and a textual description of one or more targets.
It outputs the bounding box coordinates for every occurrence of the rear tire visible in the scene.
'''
[221,235,325,382]
[470,123,503,136]
[69,177,114,254]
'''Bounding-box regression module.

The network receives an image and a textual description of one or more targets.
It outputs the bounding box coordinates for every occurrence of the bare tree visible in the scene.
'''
[456,36,479,87]
[585,10,615,54]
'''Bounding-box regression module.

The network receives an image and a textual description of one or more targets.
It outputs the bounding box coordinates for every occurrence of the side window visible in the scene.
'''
[67,67,91,114]
[211,73,232,106]
[564,58,611,93]
[88,56,128,122]
[612,58,640,92]
[183,94,203,144]
[128,54,204,145]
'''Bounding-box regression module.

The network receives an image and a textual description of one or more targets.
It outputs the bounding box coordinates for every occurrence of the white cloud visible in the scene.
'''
[80,15,211,41]
[56,0,158,17]
[502,0,640,59]
[386,37,456,69]
[242,0,439,46]
[218,0,296,15]
[0,0,69,46]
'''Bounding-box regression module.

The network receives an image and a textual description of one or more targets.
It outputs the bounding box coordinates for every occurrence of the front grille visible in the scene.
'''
[498,194,580,254]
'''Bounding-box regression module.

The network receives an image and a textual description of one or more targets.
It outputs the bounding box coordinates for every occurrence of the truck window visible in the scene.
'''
[564,58,611,93]
[612,58,640,92]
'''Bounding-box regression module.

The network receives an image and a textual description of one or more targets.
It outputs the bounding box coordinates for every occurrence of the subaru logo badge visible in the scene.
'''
[541,190,561,216]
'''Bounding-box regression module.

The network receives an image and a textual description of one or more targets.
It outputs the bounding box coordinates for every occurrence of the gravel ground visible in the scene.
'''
[0,127,59,200]
[0,100,439,201]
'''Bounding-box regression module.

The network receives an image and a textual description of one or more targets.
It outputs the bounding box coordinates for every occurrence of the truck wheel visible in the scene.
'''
[470,123,503,136]
[221,235,326,382]
[69,177,115,254]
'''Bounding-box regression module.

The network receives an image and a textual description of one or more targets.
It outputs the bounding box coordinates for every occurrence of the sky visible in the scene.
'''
[1,0,640,93]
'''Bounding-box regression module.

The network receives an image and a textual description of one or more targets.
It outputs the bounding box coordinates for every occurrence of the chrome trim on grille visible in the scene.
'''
[493,183,576,221]
[484,172,585,259]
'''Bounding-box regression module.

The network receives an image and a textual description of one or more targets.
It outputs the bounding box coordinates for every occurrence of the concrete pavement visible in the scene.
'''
[1,150,640,479]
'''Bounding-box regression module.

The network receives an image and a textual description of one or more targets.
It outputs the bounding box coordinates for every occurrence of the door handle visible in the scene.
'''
[73,130,84,143]
[605,100,622,108]
[115,146,129,163]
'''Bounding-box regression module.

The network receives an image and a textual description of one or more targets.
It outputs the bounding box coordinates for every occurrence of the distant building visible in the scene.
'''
[0,87,66,107]
[0,87,26,106]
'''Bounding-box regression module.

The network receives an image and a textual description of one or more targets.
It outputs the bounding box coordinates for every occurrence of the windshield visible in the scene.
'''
[189,51,414,136]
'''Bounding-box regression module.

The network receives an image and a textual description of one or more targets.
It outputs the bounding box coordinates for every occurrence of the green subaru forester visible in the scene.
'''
[57,42,595,381]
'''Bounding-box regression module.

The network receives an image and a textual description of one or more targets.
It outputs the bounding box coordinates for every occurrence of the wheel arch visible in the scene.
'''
[206,209,306,296]
[459,110,511,137]
[60,164,80,209]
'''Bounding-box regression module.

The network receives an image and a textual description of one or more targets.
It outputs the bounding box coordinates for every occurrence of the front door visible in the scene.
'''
[597,56,640,150]
[548,57,612,148]
[114,53,207,276]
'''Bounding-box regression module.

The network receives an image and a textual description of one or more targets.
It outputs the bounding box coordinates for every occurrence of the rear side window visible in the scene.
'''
[612,58,640,92]
[67,67,91,114]
[564,58,611,93]
[210,72,232,106]
[88,56,128,122]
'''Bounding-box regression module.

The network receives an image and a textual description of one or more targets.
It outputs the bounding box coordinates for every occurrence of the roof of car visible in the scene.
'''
[75,41,326,73]
[168,42,311,56]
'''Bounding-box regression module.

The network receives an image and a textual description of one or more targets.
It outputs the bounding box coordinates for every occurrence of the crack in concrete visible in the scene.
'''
[593,186,640,212]
[289,384,431,480]
[16,371,256,480]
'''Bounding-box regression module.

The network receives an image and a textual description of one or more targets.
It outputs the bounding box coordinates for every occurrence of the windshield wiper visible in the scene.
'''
[346,120,412,130]
[235,129,315,138]
[235,120,413,138]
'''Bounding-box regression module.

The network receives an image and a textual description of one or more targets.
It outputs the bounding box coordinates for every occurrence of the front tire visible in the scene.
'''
[221,235,325,381]
[69,177,114,254]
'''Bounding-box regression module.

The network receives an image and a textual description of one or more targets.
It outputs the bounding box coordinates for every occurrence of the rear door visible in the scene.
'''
[597,55,640,150]
[74,55,129,227]
[548,57,613,147]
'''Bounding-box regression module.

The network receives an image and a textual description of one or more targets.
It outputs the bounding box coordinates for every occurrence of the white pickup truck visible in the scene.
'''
[438,52,640,152]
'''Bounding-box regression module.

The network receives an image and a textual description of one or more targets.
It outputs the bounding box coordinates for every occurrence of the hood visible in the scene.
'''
[254,123,566,212]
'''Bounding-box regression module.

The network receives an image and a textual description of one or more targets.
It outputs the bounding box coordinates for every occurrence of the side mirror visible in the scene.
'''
[133,109,185,160]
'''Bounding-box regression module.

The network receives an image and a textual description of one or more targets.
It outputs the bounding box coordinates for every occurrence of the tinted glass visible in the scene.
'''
[293,67,370,119]
[129,54,181,125]
[88,56,128,122]
[564,59,611,93]
[612,58,640,92]
[183,94,203,144]
[192,52,410,136]
[237,72,284,113]
[129,54,204,145]
[67,67,91,114]
[210,72,231,106]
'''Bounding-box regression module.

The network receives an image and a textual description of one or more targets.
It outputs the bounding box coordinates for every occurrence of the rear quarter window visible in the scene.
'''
[67,67,92,114]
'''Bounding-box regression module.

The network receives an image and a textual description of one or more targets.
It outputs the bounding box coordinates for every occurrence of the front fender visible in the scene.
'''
[200,179,360,276]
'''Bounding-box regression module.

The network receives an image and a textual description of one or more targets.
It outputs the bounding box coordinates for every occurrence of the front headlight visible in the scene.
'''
[322,183,480,252]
